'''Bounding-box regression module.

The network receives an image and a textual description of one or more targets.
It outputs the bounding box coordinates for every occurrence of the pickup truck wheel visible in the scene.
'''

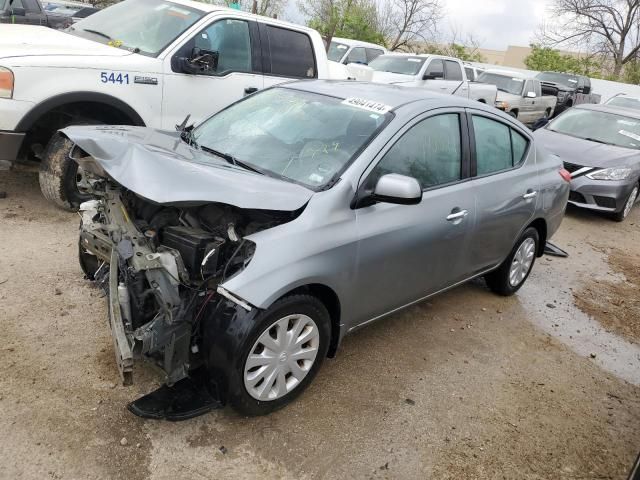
[39,132,94,211]
[219,294,331,416]
[484,227,539,296]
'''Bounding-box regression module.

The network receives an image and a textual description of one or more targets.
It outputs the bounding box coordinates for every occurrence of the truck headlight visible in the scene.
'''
[0,67,14,99]
[586,167,633,180]
[495,100,509,110]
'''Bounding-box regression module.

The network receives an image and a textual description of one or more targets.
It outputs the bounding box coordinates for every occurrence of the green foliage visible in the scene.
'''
[421,43,485,62]
[623,60,640,85]
[306,0,385,47]
[524,44,601,77]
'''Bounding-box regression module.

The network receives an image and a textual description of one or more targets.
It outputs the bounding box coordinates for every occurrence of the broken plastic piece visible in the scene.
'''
[544,242,569,258]
[127,369,223,421]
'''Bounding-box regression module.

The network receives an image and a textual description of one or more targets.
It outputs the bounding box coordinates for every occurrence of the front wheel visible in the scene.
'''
[485,227,539,296]
[612,184,639,222]
[39,132,94,211]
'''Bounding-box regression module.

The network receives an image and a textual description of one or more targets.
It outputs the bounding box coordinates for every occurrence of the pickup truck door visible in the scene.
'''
[21,0,44,25]
[520,80,538,124]
[258,22,320,90]
[161,17,264,129]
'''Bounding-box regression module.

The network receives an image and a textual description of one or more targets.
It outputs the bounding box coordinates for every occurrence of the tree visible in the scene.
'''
[525,44,603,76]
[422,42,485,62]
[541,0,640,78]
[378,0,442,51]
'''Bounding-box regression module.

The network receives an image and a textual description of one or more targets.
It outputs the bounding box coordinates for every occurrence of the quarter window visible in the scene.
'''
[371,114,462,189]
[197,19,252,75]
[266,25,316,78]
[472,116,529,175]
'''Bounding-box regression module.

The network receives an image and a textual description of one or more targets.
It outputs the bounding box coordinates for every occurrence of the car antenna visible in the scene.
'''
[176,114,191,132]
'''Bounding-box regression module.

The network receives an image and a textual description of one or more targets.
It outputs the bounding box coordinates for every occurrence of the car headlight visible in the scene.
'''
[0,67,14,99]
[495,100,509,110]
[586,167,633,180]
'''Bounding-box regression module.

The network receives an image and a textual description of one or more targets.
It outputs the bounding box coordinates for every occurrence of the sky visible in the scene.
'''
[443,0,551,50]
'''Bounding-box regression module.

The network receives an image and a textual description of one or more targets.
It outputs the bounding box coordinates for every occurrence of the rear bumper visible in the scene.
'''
[0,130,25,163]
[568,175,638,212]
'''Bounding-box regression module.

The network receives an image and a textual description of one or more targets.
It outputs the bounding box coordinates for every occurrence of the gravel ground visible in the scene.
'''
[1,169,639,480]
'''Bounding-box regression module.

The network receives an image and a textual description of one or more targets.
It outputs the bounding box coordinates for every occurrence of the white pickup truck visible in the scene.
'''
[355,53,498,105]
[0,0,341,209]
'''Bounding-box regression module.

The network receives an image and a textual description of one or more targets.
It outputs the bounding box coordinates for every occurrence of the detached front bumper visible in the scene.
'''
[0,130,25,164]
[568,175,638,212]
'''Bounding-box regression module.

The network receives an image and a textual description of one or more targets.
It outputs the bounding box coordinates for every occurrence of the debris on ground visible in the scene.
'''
[119,437,128,446]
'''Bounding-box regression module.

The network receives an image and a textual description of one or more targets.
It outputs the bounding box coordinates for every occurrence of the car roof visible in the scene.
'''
[331,37,386,50]
[483,69,532,79]
[574,103,640,120]
[280,80,497,112]
[609,93,640,100]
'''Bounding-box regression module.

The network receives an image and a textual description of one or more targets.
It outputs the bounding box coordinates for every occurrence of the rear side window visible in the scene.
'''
[371,114,462,189]
[365,48,384,63]
[444,60,463,81]
[266,25,316,78]
[473,116,529,175]
[345,47,366,64]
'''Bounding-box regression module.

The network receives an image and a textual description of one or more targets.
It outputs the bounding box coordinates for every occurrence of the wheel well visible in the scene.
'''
[545,107,551,115]
[566,99,573,107]
[528,218,548,257]
[478,99,486,104]
[287,284,341,358]
[18,98,144,162]
[511,109,519,117]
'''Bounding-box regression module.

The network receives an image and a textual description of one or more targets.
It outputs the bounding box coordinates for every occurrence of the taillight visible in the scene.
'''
[559,168,571,182]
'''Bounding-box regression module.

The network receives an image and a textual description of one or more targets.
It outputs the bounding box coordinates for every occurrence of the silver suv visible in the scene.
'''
[70,81,570,416]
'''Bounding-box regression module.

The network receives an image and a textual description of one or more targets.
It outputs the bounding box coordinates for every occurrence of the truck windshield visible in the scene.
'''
[68,0,204,57]
[548,108,640,150]
[536,72,579,88]
[368,55,425,75]
[191,88,391,189]
[477,73,525,95]
[327,41,349,62]
[606,96,640,111]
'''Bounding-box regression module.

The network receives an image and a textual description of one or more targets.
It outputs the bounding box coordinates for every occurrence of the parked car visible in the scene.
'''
[478,69,557,126]
[605,93,640,111]
[327,37,386,65]
[534,104,640,221]
[0,0,71,28]
[535,71,600,117]
[0,0,344,210]
[365,53,497,104]
[69,81,569,416]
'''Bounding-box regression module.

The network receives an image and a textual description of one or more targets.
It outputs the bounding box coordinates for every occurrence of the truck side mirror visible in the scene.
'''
[180,47,219,75]
[9,6,26,15]
[423,72,444,80]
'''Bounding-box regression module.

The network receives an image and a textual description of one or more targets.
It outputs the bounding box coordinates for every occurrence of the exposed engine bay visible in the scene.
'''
[79,181,299,387]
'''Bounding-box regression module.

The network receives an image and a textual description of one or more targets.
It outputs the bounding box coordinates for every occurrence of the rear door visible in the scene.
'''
[520,79,537,123]
[466,110,538,274]
[352,109,476,324]
[23,0,44,25]
[259,23,318,89]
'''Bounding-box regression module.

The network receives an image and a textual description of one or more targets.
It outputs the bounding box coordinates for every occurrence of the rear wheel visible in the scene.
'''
[485,227,539,296]
[39,130,97,211]
[612,184,639,222]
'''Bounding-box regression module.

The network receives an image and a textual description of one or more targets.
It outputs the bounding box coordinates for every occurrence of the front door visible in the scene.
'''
[352,111,476,325]
[161,17,263,129]
[466,110,538,274]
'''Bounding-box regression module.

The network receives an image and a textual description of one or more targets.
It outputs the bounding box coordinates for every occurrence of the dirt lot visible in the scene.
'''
[1,169,639,480]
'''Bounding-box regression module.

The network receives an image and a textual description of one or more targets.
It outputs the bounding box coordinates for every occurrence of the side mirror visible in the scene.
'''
[423,72,444,80]
[179,47,219,75]
[372,174,422,205]
[9,6,26,15]
[525,91,536,98]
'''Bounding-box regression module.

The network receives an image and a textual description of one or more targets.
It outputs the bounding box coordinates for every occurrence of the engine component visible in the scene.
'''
[160,226,225,279]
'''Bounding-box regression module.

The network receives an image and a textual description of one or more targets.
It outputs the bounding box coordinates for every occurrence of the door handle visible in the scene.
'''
[244,87,258,95]
[446,209,468,221]
[522,191,538,199]
[440,86,448,90]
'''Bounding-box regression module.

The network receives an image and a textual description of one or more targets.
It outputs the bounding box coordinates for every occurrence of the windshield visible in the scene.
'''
[606,96,640,111]
[536,72,579,88]
[191,88,391,189]
[368,55,425,75]
[548,108,640,150]
[477,73,524,95]
[327,41,349,62]
[68,0,204,57]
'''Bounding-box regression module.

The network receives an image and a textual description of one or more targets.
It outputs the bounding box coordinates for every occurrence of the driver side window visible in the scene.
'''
[369,114,462,190]
[196,19,252,75]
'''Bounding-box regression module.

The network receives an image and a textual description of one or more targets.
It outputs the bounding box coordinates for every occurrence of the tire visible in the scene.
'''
[39,131,94,211]
[214,294,331,416]
[612,184,639,222]
[507,111,517,118]
[484,227,539,296]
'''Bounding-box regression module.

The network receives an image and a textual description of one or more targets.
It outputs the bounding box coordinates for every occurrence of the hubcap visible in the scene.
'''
[244,314,320,401]
[509,237,536,287]
[622,186,639,219]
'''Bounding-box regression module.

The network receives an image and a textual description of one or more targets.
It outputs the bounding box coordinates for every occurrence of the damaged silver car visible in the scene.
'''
[68,81,569,418]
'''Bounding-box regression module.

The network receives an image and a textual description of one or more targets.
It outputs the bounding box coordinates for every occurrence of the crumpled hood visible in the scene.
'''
[62,126,314,211]
[0,25,130,60]
[370,71,416,84]
[534,128,640,168]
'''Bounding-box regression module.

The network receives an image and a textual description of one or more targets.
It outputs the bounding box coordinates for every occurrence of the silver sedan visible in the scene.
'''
[69,81,570,416]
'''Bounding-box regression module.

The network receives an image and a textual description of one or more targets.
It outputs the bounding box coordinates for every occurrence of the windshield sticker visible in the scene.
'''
[619,129,640,142]
[407,58,422,62]
[342,98,392,114]
[337,45,348,50]
[511,78,525,82]
[568,79,578,83]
